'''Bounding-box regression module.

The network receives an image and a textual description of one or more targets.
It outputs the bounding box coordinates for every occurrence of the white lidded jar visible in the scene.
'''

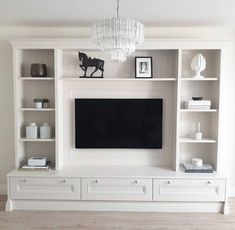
[40,123,51,139]
[26,123,38,139]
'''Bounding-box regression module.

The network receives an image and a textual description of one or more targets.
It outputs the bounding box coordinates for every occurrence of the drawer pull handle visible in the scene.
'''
[59,179,66,183]
[167,180,171,185]
[22,179,27,183]
[94,180,98,184]
[207,181,211,185]
[134,180,138,184]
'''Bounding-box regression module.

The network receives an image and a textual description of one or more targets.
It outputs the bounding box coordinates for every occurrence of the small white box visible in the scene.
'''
[28,157,47,166]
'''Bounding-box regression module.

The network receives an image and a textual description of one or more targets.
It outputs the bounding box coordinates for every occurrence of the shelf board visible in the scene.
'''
[19,77,54,80]
[62,77,177,82]
[20,138,55,142]
[20,108,55,112]
[179,138,216,143]
[181,78,219,81]
[180,109,218,113]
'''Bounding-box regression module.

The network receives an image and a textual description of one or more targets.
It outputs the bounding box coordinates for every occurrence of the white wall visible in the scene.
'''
[0,39,14,194]
[0,27,235,195]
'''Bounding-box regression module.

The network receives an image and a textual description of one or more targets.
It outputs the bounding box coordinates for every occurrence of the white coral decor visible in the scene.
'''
[190,53,206,79]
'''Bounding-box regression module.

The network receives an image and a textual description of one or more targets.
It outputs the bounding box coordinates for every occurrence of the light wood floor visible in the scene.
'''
[0,196,235,230]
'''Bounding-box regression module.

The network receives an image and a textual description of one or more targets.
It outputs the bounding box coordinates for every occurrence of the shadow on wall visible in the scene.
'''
[0,39,14,193]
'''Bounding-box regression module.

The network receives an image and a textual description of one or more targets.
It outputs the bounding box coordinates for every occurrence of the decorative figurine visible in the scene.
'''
[78,52,104,78]
[190,53,206,79]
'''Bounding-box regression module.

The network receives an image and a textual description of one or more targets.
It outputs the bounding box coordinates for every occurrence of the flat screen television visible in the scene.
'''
[75,98,163,149]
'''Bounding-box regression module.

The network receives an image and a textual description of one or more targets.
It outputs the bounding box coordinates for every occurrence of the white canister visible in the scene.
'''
[192,132,203,140]
[40,123,51,139]
[35,102,42,109]
[26,123,38,139]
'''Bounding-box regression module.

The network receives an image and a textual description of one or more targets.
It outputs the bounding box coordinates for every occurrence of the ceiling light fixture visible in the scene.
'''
[91,0,144,62]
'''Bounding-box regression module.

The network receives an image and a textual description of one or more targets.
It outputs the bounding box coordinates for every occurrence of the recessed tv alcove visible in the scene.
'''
[75,98,163,149]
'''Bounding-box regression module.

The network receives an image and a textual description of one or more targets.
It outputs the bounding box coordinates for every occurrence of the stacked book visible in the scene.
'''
[181,163,214,173]
[21,157,51,172]
[185,100,211,110]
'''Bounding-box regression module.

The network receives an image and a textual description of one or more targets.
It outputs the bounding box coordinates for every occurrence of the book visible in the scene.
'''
[187,105,211,109]
[181,163,214,173]
[20,161,51,172]
[187,100,211,105]
[28,157,47,166]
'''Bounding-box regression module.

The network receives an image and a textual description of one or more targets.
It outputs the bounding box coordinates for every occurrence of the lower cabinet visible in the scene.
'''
[9,176,226,203]
[153,179,226,202]
[10,177,81,200]
[81,178,152,201]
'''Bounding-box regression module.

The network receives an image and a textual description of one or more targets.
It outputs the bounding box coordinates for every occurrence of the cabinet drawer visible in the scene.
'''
[82,178,152,201]
[10,177,81,200]
[153,179,226,202]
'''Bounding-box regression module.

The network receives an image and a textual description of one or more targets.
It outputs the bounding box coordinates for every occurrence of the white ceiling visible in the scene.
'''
[0,0,234,27]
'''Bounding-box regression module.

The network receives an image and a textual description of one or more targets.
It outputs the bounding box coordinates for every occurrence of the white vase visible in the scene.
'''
[40,123,51,139]
[190,53,206,79]
[26,123,38,139]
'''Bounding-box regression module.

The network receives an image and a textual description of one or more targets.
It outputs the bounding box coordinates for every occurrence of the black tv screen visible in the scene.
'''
[75,99,163,149]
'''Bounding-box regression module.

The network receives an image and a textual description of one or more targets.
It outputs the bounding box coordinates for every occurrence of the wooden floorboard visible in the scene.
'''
[0,195,235,230]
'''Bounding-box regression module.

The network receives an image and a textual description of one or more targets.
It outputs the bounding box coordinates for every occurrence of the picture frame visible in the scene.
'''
[135,57,153,78]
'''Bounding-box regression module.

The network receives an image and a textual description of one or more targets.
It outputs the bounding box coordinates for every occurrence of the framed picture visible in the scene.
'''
[135,57,153,78]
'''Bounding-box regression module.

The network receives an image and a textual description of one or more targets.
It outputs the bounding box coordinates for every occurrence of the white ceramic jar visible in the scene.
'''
[26,123,38,139]
[35,102,42,109]
[40,123,51,139]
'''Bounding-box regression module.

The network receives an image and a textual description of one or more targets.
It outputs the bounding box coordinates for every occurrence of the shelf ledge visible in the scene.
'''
[61,77,177,82]
[20,108,55,111]
[20,138,55,142]
[179,138,216,143]
[181,78,219,81]
[180,109,218,113]
[19,77,55,80]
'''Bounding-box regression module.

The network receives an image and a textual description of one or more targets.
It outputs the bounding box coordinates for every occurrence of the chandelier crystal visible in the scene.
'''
[91,0,144,62]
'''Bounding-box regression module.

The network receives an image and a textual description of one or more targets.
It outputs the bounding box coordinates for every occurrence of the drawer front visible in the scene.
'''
[82,178,152,201]
[10,177,81,200]
[153,179,226,202]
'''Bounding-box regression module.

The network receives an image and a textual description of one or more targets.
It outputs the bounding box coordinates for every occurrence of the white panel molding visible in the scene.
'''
[0,184,7,195]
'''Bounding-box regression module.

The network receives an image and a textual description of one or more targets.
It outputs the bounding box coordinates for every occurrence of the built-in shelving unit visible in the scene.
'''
[14,48,56,168]
[7,38,229,213]
[11,42,223,173]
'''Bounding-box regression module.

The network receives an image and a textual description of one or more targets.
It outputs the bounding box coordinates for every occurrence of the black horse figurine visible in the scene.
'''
[78,52,104,78]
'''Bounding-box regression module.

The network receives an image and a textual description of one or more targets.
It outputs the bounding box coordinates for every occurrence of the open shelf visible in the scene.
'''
[20,138,55,142]
[181,78,219,81]
[180,109,218,112]
[20,108,55,112]
[62,77,177,81]
[179,138,216,143]
[19,77,54,80]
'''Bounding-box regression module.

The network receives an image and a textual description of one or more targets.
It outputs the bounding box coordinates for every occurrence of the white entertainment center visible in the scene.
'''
[6,38,230,214]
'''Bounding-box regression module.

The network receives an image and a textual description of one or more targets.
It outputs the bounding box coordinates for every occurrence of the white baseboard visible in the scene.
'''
[0,184,7,195]
[11,200,224,213]
[229,187,235,197]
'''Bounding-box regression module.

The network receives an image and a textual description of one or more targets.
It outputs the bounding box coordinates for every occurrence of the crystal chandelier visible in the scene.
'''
[91,0,144,62]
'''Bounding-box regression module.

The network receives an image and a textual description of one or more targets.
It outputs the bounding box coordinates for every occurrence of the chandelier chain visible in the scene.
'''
[117,0,120,18]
